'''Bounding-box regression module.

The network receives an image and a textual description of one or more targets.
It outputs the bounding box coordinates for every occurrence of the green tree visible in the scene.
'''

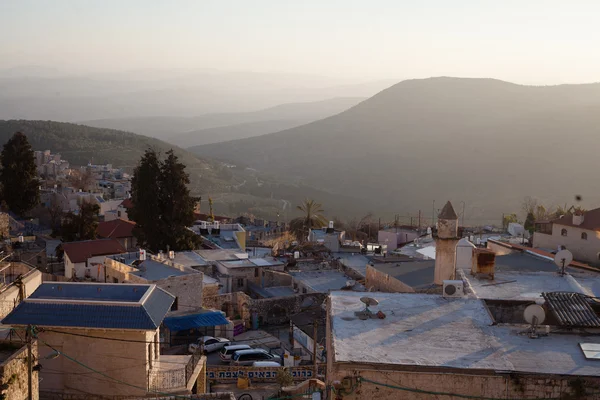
[0,132,40,217]
[61,202,100,242]
[290,199,327,241]
[129,149,200,252]
[129,149,163,251]
[159,150,201,251]
[524,212,536,233]
[502,213,518,230]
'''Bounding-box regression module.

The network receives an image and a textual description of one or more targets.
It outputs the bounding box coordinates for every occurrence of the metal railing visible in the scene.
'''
[148,350,203,392]
[148,367,186,391]
[186,349,203,383]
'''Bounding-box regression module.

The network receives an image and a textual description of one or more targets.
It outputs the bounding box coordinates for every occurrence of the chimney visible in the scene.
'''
[573,212,584,226]
[434,201,460,285]
[326,221,334,234]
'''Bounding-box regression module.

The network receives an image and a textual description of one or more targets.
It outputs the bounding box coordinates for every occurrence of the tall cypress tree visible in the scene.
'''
[160,150,200,251]
[129,149,163,252]
[0,132,40,217]
[129,149,200,252]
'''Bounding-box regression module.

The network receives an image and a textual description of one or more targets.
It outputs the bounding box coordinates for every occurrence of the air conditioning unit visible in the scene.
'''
[443,280,464,298]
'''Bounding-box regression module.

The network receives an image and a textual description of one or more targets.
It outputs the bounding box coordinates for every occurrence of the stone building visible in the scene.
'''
[533,207,600,265]
[0,262,42,320]
[2,282,206,398]
[434,201,460,284]
[326,291,600,400]
[0,340,39,400]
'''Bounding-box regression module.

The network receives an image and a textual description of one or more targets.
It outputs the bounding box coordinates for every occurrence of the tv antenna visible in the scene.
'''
[554,249,573,276]
[524,304,546,339]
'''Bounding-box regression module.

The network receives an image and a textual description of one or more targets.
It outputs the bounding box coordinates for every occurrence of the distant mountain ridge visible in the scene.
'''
[80,97,365,145]
[188,77,600,222]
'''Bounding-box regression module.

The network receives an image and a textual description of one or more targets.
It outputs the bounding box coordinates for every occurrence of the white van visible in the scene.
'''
[219,344,252,363]
[231,349,281,366]
[252,361,282,367]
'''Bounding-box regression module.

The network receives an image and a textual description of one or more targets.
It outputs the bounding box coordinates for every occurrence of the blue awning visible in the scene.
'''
[163,311,229,331]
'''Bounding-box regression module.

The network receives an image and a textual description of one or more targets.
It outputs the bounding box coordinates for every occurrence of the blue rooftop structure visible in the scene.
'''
[163,311,229,331]
[3,283,174,330]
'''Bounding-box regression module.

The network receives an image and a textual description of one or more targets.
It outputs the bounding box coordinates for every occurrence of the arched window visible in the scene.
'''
[582,232,588,240]
[561,229,568,237]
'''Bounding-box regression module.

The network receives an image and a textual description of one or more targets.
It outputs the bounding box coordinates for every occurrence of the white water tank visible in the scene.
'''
[456,238,475,270]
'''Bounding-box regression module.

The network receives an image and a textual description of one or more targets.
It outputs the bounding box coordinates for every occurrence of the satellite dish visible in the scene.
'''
[524,304,546,325]
[554,249,573,276]
[360,297,379,307]
[554,249,573,268]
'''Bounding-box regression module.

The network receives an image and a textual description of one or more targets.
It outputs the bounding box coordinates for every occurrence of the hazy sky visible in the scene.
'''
[2,0,600,84]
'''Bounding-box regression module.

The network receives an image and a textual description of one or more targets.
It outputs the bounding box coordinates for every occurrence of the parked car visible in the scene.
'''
[231,349,281,366]
[252,361,282,367]
[188,336,230,354]
[219,344,252,363]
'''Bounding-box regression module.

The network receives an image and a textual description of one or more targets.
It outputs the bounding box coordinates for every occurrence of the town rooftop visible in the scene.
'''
[329,291,600,376]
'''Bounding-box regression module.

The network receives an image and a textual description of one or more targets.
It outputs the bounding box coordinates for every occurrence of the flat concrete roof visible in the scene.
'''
[462,270,590,301]
[370,259,436,289]
[329,291,600,376]
[291,270,364,293]
[130,260,194,281]
[336,254,369,278]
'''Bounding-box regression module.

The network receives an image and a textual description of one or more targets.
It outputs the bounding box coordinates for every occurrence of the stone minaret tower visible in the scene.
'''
[434,201,460,285]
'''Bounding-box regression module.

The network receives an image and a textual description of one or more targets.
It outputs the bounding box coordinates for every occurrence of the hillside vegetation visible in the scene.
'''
[0,120,229,193]
[189,77,600,222]
[0,120,370,219]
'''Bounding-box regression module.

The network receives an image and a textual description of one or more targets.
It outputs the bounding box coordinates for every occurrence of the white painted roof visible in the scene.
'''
[329,291,600,376]
[462,270,590,301]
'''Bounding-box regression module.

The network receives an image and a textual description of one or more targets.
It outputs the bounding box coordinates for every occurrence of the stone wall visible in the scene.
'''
[40,392,236,400]
[0,213,8,239]
[158,272,204,309]
[0,340,39,400]
[0,266,42,319]
[365,265,415,293]
[263,270,293,287]
[328,365,600,400]
[204,292,327,326]
[202,283,220,304]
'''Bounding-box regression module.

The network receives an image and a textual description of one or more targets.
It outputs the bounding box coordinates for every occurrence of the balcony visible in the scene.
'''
[148,351,206,394]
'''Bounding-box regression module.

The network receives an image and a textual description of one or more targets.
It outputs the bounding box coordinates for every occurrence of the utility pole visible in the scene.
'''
[27,325,33,400]
[313,320,318,377]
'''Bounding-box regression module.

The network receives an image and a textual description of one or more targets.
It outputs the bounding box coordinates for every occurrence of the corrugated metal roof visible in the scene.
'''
[542,292,600,328]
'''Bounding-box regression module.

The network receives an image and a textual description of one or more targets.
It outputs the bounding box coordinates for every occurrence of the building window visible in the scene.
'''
[561,229,568,237]
[302,288,307,294]
[171,297,178,311]
[117,211,121,217]
[237,278,244,288]
[582,232,588,240]
[254,269,259,277]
